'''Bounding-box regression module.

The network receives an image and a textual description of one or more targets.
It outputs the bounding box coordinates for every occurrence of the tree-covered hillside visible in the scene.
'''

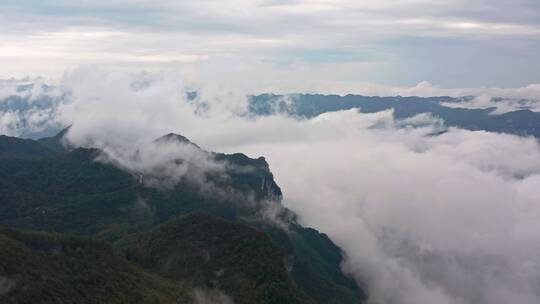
[0,131,366,304]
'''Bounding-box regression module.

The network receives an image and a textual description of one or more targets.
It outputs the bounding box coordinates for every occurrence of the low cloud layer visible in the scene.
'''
[441,94,540,114]
[2,71,539,139]
[0,78,64,137]
[95,136,226,190]
[233,112,540,304]
[2,68,540,304]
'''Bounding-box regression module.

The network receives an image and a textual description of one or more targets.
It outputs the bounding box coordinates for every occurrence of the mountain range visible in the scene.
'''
[2,87,540,140]
[249,94,540,139]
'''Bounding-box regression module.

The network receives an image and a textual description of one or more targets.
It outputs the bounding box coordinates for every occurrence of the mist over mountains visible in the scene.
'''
[1,69,540,304]
[2,74,540,140]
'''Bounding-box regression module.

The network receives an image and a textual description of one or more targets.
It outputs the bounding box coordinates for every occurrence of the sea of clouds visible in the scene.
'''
[1,68,540,304]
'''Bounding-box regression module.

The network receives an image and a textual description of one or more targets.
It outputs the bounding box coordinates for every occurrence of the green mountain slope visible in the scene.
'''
[0,131,366,303]
[127,212,313,304]
[0,229,187,304]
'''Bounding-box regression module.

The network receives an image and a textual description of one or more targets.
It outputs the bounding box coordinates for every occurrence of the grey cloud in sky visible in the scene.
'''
[0,0,539,87]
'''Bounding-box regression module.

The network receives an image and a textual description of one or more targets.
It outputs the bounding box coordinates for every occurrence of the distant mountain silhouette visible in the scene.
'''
[250,94,540,138]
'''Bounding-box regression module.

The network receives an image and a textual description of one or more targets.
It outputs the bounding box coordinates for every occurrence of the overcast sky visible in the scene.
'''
[1,0,539,88]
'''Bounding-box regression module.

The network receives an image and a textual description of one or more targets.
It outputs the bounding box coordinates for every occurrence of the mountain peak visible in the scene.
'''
[54,126,71,139]
[37,126,72,153]
[154,133,200,148]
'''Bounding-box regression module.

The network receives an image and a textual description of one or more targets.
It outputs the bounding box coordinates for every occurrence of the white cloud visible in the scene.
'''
[231,114,540,304]
[441,94,540,114]
[0,78,64,137]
